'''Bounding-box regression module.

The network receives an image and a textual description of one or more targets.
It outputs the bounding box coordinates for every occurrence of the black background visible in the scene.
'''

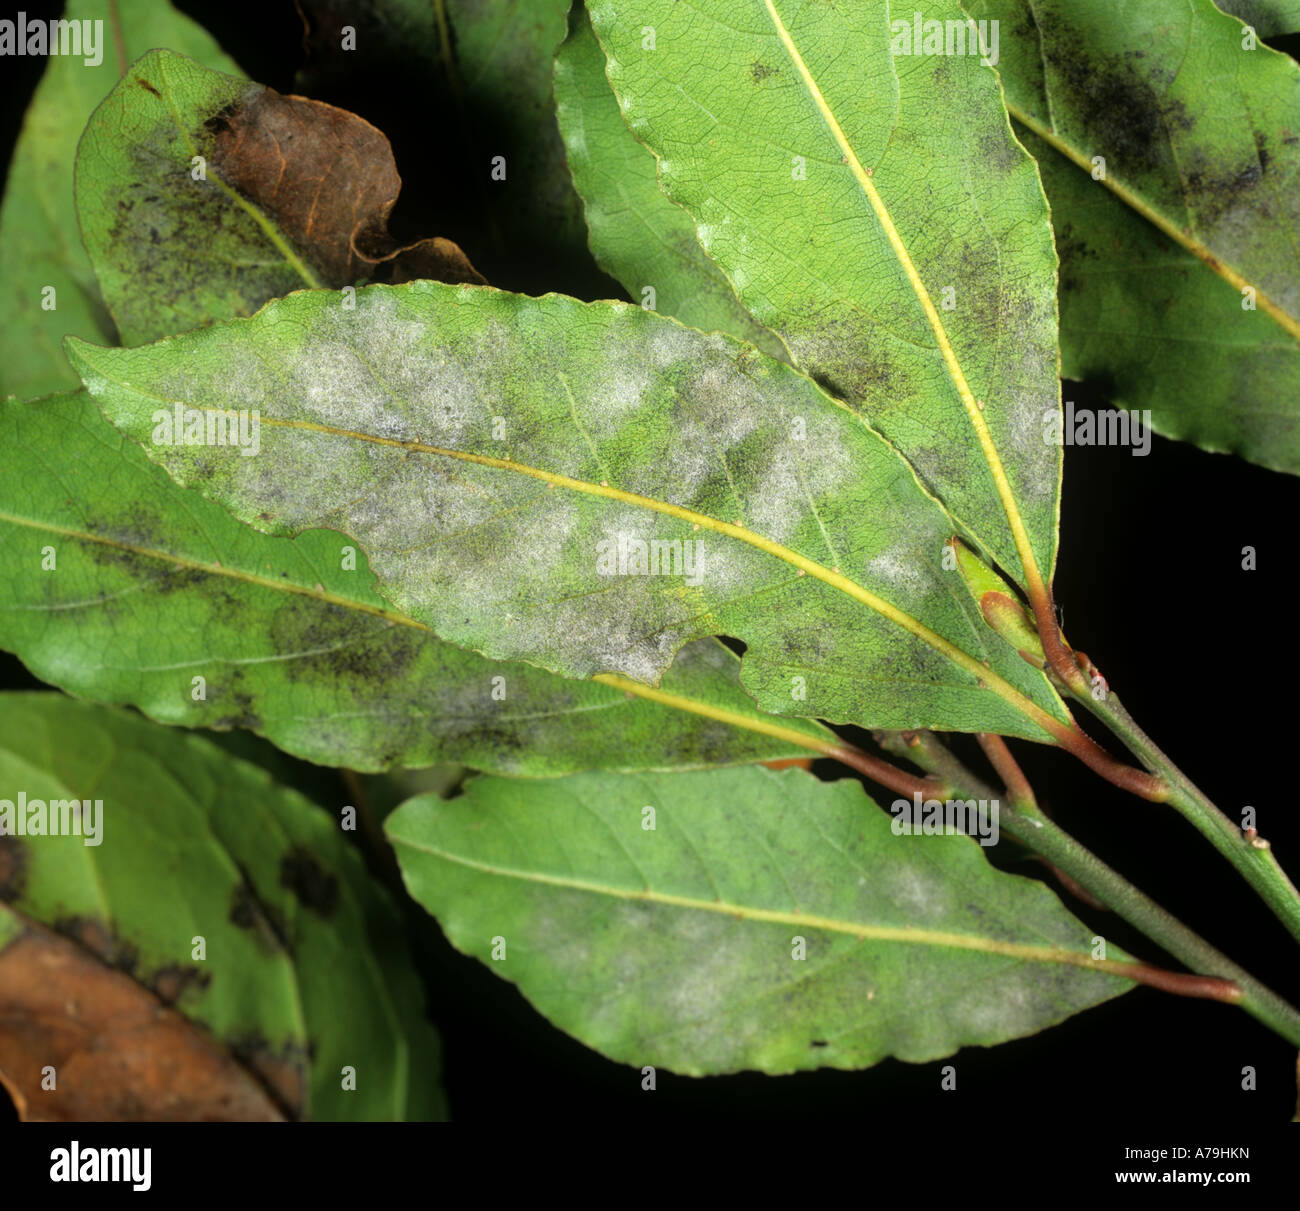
[1,0,1298,1128]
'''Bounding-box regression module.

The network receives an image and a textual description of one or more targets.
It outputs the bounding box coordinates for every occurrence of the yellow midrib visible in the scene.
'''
[759,0,1051,605]
[246,409,1069,743]
[1008,102,1300,344]
[592,672,840,754]
[153,54,322,293]
[392,832,1136,978]
[0,508,833,756]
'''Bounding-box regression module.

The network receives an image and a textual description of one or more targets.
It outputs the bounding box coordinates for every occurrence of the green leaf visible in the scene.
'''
[973,0,1300,474]
[69,283,1076,742]
[554,8,784,356]
[0,0,240,397]
[0,693,445,1120]
[586,0,1063,599]
[0,391,830,775]
[1214,0,1300,37]
[75,50,264,346]
[387,764,1134,1074]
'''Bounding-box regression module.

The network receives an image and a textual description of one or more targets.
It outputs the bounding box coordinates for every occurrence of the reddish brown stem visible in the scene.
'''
[1016,584,1171,799]
[975,733,1036,807]
[974,735,1098,906]
[1108,964,1243,1005]
[1048,718,1170,801]
[825,742,952,801]
[1027,580,1090,696]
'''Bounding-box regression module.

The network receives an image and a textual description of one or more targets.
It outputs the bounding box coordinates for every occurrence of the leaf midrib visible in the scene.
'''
[1006,103,1300,343]
[152,53,322,294]
[236,407,1071,743]
[391,829,1135,978]
[0,508,405,625]
[758,0,1051,600]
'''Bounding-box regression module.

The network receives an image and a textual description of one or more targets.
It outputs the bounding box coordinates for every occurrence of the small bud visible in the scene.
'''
[951,539,1044,661]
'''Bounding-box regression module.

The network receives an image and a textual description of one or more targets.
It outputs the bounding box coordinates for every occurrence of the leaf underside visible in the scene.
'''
[588,0,1064,590]
[554,8,786,358]
[387,765,1133,1076]
[0,392,828,775]
[974,0,1300,474]
[69,282,1072,743]
[0,0,241,397]
[0,694,445,1121]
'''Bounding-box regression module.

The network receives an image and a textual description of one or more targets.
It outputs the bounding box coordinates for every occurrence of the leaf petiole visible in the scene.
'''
[1067,677,1300,950]
[874,729,1300,1048]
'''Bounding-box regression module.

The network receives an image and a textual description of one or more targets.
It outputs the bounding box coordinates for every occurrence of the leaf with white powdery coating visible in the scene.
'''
[587,0,1063,596]
[69,282,1074,742]
[386,765,1135,1074]
[0,391,828,775]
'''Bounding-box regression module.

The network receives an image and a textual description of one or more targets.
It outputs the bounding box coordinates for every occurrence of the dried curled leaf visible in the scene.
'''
[0,913,285,1122]
[209,87,483,287]
[76,49,482,346]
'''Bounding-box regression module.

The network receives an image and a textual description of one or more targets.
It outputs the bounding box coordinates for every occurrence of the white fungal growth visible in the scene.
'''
[878,862,951,923]
[865,544,929,595]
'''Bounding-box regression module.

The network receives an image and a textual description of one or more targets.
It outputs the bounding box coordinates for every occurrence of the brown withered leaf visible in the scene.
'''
[0,919,285,1122]
[76,50,485,346]
[210,88,484,288]
[291,0,598,297]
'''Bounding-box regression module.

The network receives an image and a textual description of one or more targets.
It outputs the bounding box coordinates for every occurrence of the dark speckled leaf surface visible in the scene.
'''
[972,0,1300,473]
[0,694,445,1119]
[0,392,828,774]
